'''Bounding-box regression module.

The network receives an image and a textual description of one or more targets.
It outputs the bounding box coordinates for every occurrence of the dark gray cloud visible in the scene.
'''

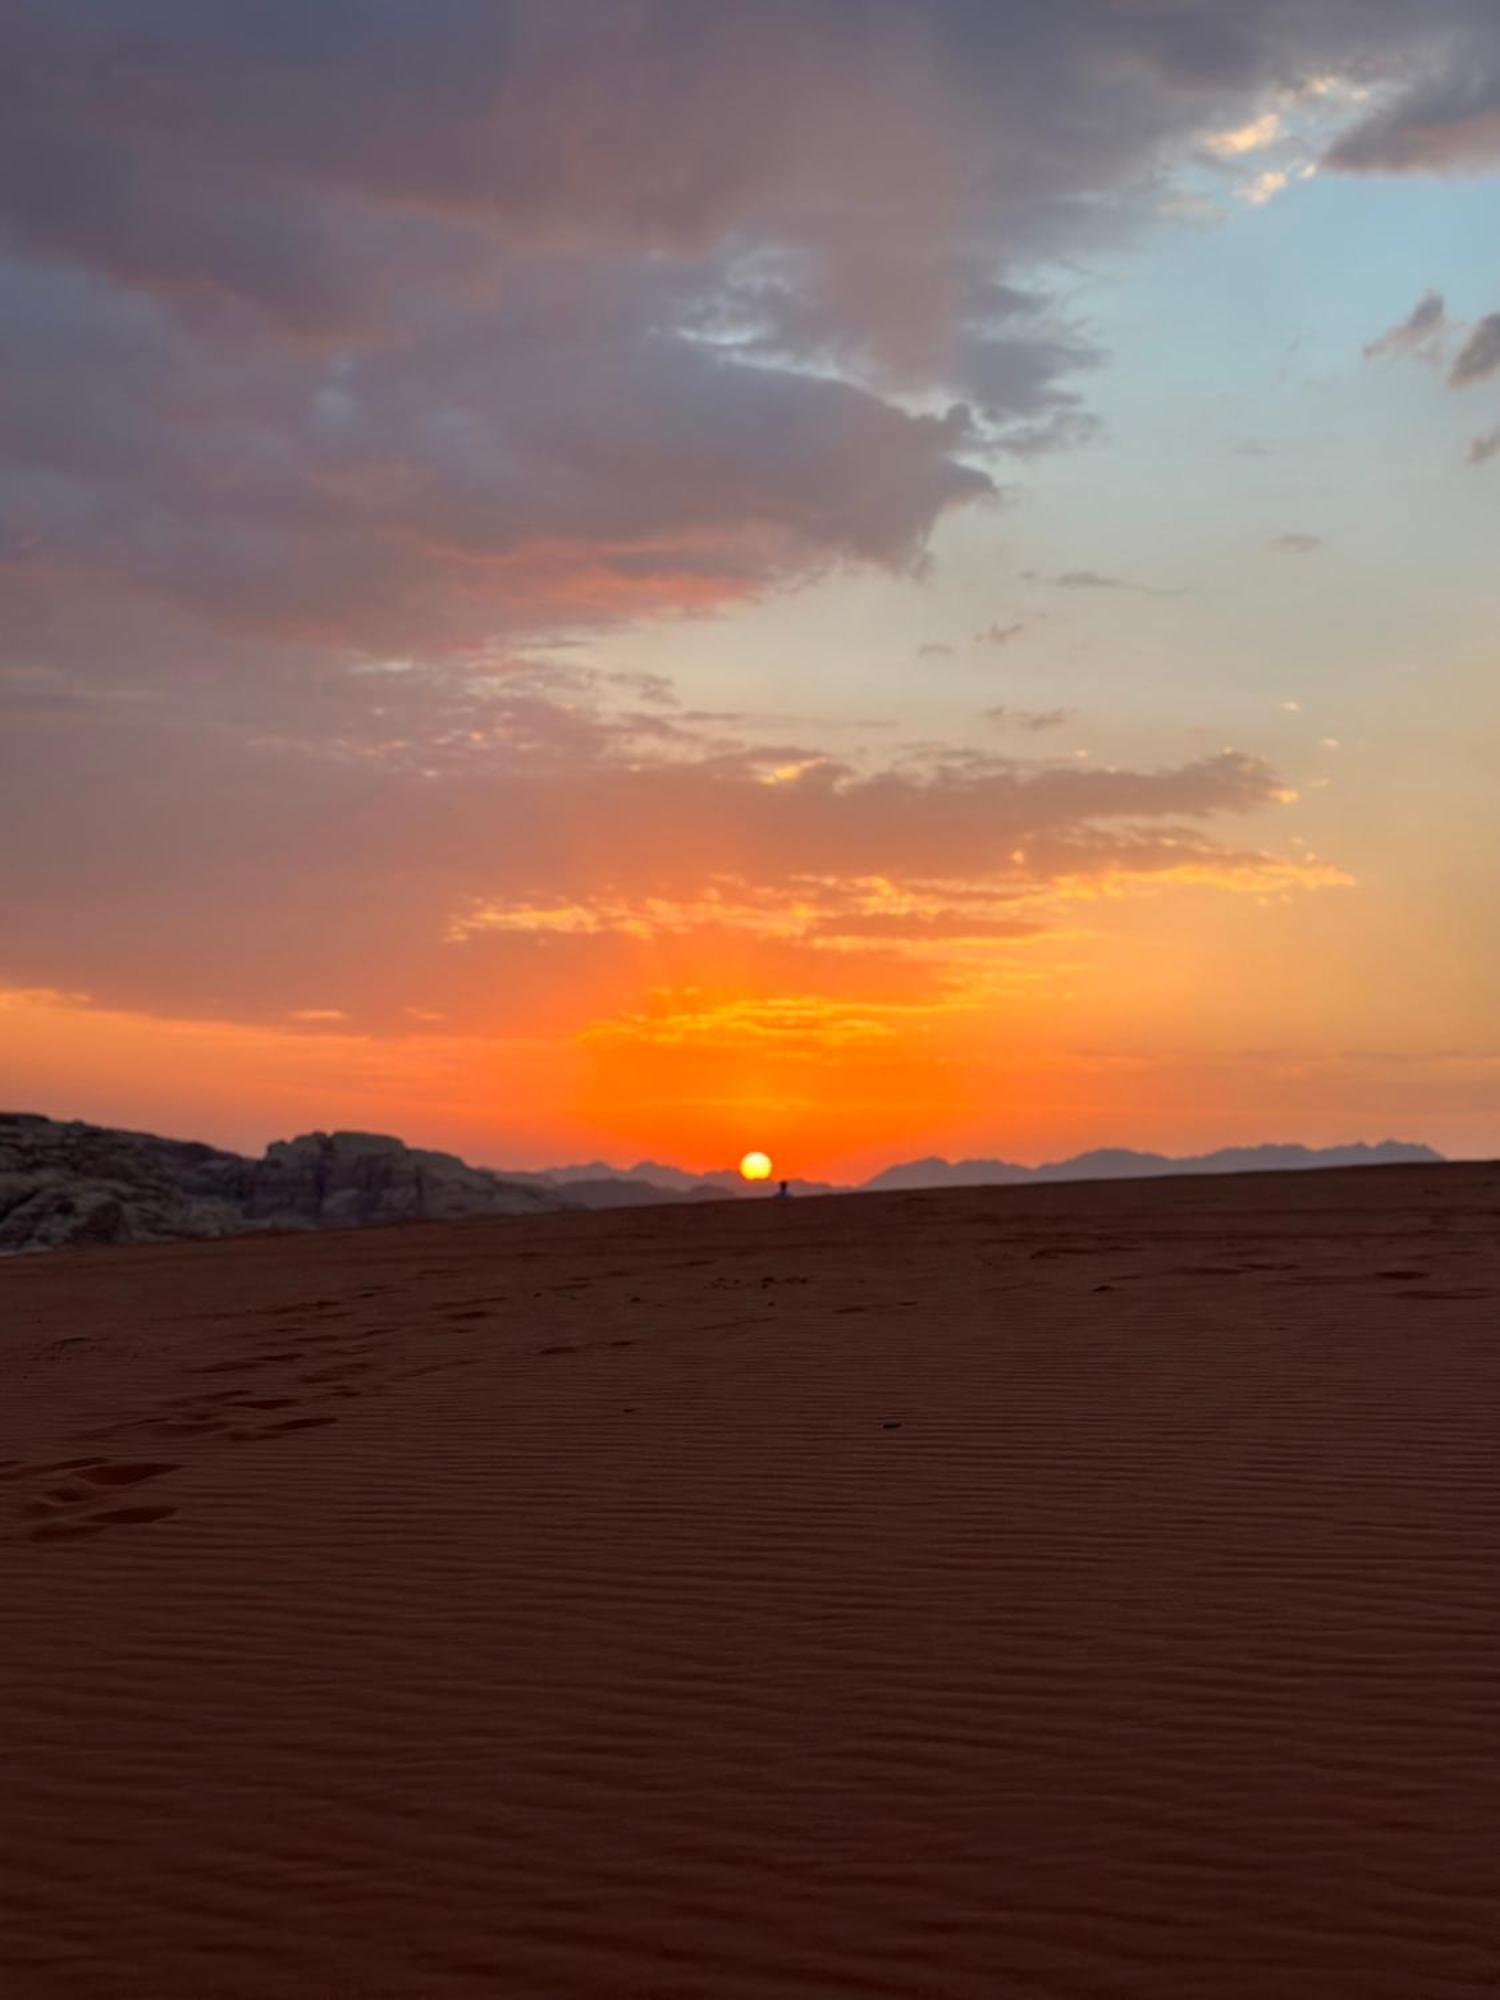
[1326,24,1500,173]
[975,621,1029,648]
[1468,428,1500,466]
[1268,533,1326,554]
[0,258,993,648]
[4,1,1498,665]
[1450,315,1500,388]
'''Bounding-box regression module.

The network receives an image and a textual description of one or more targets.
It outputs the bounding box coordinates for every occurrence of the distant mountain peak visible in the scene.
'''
[860,1140,1444,1193]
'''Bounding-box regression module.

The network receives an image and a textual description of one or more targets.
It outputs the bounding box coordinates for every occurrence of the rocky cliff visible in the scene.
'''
[0,1114,558,1254]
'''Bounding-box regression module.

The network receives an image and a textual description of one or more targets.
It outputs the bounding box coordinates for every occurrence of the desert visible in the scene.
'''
[4,1162,1499,1998]
[11,6,1500,1994]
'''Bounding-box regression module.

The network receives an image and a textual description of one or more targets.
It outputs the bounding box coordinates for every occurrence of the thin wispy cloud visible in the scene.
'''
[1022,569,1182,597]
[1364,290,1449,361]
[983,708,1073,734]
[1364,292,1500,391]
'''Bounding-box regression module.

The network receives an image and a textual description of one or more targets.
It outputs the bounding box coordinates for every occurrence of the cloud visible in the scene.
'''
[975,621,1029,648]
[0,258,997,651]
[1242,168,1293,206]
[1052,570,1133,592]
[983,707,1073,733]
[1326,27,1500,174]
[1363,294,1500,391]
[1363,294,1500,457]
[1364,290,1449,360]
[1022,568,1180,596]
[4,2,1500,670]
[1268,533,1325,554]
[918,642,956,659]
[1202,112,1284,158]
[7,0,1494,1100]
[0,637,1330,1032]
[1449,314,1500,388]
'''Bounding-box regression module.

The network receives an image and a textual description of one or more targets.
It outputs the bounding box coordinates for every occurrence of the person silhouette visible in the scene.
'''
[774,1179,791,1199]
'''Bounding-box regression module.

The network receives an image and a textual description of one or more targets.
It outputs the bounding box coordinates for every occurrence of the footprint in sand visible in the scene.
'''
[226,1415,338,1443]
[0,1457,100,1485]
[189,1350,305,1376]
[392,1359,471,1382]
[14,1459,181,1543]
[29,1505,178,1543]
[81,1461,179,1487]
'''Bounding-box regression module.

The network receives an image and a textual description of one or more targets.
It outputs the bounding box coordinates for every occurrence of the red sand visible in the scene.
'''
[4,1166,1499,1998]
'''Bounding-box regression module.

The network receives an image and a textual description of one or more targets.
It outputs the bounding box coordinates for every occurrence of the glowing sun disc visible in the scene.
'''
[739,1151,774,1182]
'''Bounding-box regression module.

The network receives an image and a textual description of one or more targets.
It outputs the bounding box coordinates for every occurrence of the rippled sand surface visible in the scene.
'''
[4,1165,1499,1998]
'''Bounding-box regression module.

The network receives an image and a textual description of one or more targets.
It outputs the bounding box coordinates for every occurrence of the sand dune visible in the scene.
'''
[4,1165,1500,1998]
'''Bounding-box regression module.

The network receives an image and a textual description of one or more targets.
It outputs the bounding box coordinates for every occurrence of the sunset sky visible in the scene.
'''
[3,2,1499,1177]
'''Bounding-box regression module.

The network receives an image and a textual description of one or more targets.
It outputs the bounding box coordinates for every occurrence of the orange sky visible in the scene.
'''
[5,5,1500,1174]
[10,836,1499,1174]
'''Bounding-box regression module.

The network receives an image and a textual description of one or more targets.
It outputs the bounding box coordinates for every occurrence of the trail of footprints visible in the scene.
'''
[0,1458,180,1542]
[6,1292,485,1546]
[14,1239,1500,1548]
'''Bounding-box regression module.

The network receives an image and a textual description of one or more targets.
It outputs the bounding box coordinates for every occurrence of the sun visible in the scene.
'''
[739,1150,774,1183]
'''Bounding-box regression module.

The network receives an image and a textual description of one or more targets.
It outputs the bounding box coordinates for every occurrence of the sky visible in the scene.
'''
[3,0,1499,1178]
